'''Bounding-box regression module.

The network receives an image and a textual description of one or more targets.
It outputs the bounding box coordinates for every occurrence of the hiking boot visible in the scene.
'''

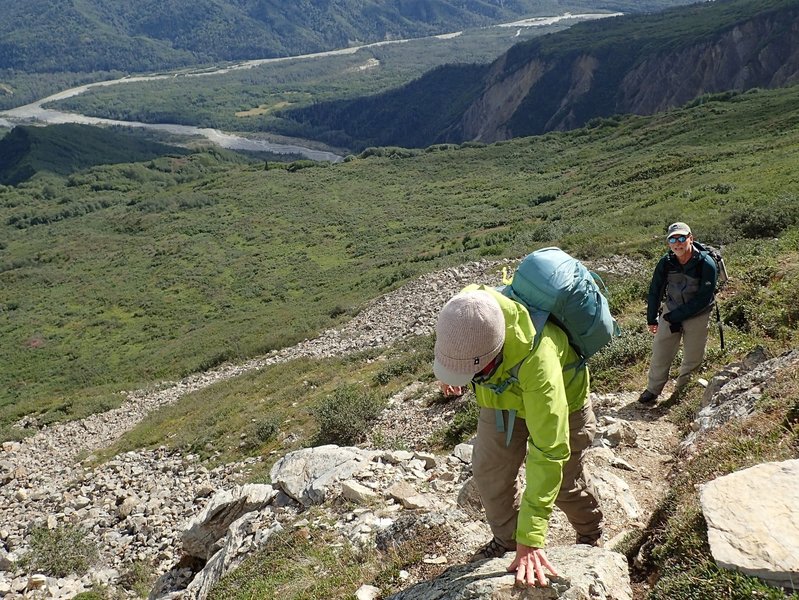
[469,538,514,562]
[575,533,602,547]
[638,390,658,405]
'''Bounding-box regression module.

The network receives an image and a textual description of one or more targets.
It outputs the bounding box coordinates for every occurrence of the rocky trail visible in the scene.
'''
[1,256,690,599]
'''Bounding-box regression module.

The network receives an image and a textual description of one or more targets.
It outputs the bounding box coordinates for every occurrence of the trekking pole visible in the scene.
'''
[715,303,725,352]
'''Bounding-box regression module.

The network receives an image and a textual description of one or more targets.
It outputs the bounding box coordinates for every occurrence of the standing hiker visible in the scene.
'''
[638,222,718,405]
[433,286,603,588]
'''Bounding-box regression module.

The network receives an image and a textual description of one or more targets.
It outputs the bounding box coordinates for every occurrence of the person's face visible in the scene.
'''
[472,351,503,383]
[668,233,693,258]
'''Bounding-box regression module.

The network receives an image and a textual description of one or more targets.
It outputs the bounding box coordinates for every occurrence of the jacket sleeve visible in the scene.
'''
[515,338,571,548]
[664,253,718,324]
[646,256,668,325]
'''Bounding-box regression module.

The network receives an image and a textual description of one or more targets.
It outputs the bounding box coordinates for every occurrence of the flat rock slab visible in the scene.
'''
[701,459,799,589]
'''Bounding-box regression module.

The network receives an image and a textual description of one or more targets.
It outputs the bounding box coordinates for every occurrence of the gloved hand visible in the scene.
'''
[669,321,682,334]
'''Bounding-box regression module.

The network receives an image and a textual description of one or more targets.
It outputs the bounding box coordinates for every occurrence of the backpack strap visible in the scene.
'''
[495,408,517,448]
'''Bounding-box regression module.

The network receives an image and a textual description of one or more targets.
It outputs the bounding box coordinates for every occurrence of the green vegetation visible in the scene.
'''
[274,0,799,150]
[22,525,99,577]
[3,83,799,441]
[209,527,376,599]
[2,58,798,600]
[314,384,387,446]
[45,21,571,137]
[627,363,799,600]
[0,0,694,73]
[0,0,695,109]
[0,124,192,185]
[118,559,157,598]
[210,516,457,599]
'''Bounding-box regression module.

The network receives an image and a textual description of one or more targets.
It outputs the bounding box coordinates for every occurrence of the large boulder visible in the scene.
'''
[182,484,276,560]
[700,459,799,589]
[269,445,377,506]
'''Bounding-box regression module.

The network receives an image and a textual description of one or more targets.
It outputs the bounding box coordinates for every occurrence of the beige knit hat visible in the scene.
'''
[433,290,505,386]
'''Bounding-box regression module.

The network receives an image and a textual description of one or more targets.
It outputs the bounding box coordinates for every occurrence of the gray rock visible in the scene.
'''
[386,481,433,510]
[342,480,379,504]
[683,350,799,452]
[700,459,799,589]
[587,468,640,520]
[456,476,483,520]
[270,445,376,506]
[386,546,631,599]
[0,548,16,571]
[453,444,473,464]
[182,484,275,560]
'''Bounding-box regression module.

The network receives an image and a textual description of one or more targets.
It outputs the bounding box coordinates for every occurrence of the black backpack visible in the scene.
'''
[693,240,729,350]
[693,240,728,290]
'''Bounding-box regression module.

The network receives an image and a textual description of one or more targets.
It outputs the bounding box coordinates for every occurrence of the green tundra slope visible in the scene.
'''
[1,84,798,440]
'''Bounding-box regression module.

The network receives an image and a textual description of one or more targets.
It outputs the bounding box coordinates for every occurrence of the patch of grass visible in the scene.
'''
[372,335,435,386]
[97,345,417,466]
[118,559,156,598]
[433,398,480,449]
[589,329,653,392]
[209,528,379,600]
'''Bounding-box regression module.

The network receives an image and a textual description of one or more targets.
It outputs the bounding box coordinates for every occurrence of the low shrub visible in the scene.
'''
[118,559,156,597]
[728,202,799,239]
[314,385,386,445]
[437,399,479,448]
[589,330,652,390]
[23,525,98,577]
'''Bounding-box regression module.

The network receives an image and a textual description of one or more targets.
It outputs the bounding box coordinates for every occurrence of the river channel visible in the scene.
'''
[0,12,620,163]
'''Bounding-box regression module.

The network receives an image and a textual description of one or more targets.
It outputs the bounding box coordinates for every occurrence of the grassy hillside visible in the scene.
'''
[0,124,192,185]
[2,84,799,441]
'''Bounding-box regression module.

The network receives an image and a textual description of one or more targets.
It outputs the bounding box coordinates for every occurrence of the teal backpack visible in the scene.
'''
[500,247,620,361]
[482,247,620,445]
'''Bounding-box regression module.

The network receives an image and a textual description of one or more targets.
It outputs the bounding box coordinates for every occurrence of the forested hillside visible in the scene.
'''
[0,125,190,186]
[278,0,799,150]
[0,0,694,75]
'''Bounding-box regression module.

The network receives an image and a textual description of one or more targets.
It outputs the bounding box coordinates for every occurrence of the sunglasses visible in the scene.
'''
[668,235,689,244]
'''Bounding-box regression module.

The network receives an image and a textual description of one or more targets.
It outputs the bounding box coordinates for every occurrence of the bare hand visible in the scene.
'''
[438,383,465,398]
[648,324,658,334]
[507,543,558,587]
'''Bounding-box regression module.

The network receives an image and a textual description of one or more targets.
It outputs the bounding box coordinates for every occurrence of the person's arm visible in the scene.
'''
[646,256,668,326]
[515,339,571,549]
[664,253,718,324]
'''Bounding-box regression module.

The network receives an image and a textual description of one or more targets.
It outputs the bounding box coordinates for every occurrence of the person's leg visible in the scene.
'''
[674,308,712,390]
[472,407,528,548]
[646,313,683,396]
[555,400,603,542]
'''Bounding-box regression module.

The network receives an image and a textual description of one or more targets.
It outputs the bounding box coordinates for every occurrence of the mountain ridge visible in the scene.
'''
[0,0,695,75]
[279,0,799,150]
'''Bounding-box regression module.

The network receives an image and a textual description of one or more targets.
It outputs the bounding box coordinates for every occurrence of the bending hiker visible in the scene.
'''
[638,222,718,405]
[434,286,603,588]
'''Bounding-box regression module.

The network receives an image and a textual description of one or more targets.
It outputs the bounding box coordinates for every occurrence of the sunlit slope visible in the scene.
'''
[1,84,798,436]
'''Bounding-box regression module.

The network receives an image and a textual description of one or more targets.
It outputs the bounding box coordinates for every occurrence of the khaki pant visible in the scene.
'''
[472,401,603,548]
[646,308,712,396]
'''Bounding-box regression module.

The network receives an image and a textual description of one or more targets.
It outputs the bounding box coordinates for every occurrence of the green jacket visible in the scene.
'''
[465,285,589,548]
